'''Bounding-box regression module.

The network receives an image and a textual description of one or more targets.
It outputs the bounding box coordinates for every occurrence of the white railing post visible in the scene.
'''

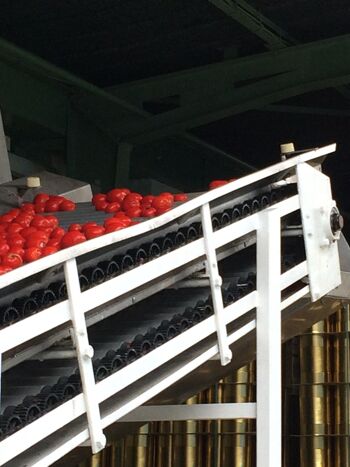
[256,207,282,467]
[64,258,106,454]
[201,202,232,365]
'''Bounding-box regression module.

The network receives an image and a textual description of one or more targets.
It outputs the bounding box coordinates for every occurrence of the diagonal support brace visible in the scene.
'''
[201,202,232,365]
[64,258,106,454]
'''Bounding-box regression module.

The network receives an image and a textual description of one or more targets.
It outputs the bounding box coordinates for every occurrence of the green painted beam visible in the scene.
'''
[113,35,350,143]
[210,0,350,100]
[260,105,350,117]
[0,60,68,134]
[109,34,350,113]
[208,0,296,49]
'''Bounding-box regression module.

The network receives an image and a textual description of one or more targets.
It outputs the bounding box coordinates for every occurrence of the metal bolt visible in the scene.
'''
[330,207,344,234]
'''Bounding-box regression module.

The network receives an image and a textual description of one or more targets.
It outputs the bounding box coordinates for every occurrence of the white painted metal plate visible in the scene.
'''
[297,163,341,301]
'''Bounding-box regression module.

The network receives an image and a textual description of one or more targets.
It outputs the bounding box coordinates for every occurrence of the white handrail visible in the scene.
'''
[0,144,335,290]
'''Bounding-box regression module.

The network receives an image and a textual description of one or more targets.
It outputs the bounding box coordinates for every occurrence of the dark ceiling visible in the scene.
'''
[1,0,349,86]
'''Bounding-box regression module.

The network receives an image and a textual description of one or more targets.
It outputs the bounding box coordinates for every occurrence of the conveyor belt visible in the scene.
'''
[0,144,343,467]
[0,184,294,441]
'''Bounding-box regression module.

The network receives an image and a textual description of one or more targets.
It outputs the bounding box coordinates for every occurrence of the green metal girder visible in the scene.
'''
[208,0,296,49]
[0,60,68,134]
[210,0,350,101]
[261,105,350,117]
[109,34,350,114]
[1,35,253,173]
[112,34,350,143]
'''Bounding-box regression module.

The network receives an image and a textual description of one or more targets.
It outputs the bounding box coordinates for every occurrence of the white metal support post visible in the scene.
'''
[256,208,282,467]
[201,202,232,365]
[64,258,106,454]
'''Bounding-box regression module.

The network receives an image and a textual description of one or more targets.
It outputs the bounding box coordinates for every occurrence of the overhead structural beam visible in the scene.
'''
[0,37,250,173]
[113,35,350,143]
[260,104,350,118]
[109,34,350,114]
[208,0,296,49]
[209,0,350,100]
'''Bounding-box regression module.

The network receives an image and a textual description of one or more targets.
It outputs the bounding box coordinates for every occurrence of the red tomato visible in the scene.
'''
[34,193,50,204]
[8,208,20,219]
[105,202,121,213]
[0,242,10,256]
[125,207,142,218]
[122,194,141,211]
[106,189,128,204]
[104,223,125,233]
[60,199,76,211]
[94,200,109,211]
[113,213,132,226]
[49,195,65,204]
[61,231,86,248]
[51,227,65,238]
[159,192,174,201]
[21,203,35,213]
[25,232,49,249]
[82,222,98,232]
[16,214,33,228]
[9,246,25,258]
[1,253,23,269]
[42,246,59,256]
[174,193,188,202]
[45,215,59,229]
[7,223,23,235]
[141,195,155,207]
[92,193,107,205]
[84,225,105,239]
[31,215,50,229]
[47,237,61,248]
[38,227,53,237]
[209,180,228,190]
[45,199,61,212]
[1,213,16,223]
[68,223,82,232]
[152,195,173,211]
[34,203,45,213]
[20,226,38,238]
[0,265,12,275]
[114,211,128,218]
[142,207,156,217]
[7,234,25,248]
[24,247,42,262]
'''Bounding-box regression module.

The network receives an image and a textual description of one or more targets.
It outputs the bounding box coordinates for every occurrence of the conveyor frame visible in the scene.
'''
[0,144,341,467]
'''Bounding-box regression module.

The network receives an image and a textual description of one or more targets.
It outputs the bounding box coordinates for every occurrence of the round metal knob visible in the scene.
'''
[330,207,344,235]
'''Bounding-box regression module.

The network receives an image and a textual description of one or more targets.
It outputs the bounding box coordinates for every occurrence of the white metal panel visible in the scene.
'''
[297,162,341,301]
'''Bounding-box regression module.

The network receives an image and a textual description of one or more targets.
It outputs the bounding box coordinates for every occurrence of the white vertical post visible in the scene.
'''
[201,202,232,365]
[256,207,282,467]
[64,258,106,454]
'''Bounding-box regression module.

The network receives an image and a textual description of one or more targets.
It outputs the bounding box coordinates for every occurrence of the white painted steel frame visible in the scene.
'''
[0,144,336,467]
[120,403,257,421]
[0,197,307,467]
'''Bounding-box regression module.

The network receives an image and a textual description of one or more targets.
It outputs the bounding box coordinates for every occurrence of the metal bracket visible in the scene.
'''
[201,202,232,365]
[297,162,342,301]
[64,258,106,454]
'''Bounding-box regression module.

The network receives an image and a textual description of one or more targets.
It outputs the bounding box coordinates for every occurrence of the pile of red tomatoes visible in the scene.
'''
[0,189,189,275]
[92,188,188,218]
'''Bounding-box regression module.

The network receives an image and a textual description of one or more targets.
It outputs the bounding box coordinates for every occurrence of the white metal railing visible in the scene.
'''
[0,144,337,467]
